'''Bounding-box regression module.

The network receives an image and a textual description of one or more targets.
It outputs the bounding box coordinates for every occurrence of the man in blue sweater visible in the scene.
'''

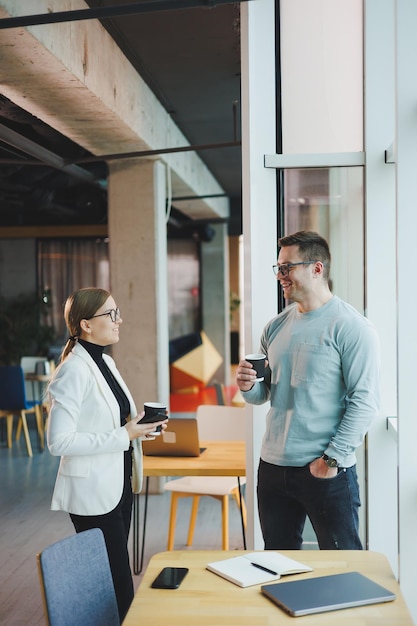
[236,230,380,550]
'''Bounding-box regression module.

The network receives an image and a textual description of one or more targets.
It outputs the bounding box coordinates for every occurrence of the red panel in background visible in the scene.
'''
[169,384,239,413]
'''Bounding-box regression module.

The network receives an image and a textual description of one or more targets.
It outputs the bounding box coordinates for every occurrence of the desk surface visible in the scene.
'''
[143,440,245,477]
[24,373,51,382]
[125,550,412,625]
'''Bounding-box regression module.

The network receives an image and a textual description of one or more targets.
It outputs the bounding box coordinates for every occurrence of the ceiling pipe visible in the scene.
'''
[0,123,97,184]
[0,0,254,29]
[70,140,241,165]
[0,139,241,167]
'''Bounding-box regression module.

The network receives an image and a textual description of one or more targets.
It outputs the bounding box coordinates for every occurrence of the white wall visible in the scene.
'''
[364,0,398,575]
[395,0,417,617]
[240,0,278,549]
[280,0,363,153]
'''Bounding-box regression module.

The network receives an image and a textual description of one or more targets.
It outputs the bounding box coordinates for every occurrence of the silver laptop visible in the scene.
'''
[261,571,396,617]
[142,417,205,457]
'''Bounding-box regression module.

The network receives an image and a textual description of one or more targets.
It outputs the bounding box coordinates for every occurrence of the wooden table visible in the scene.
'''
[142,440,245,477]
[133,441,246,574]
[24,372,51,402]
[125,549,413,625]
[24,373,51,383]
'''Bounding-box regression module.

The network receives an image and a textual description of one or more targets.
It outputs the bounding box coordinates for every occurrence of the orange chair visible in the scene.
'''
[164,405,246,550]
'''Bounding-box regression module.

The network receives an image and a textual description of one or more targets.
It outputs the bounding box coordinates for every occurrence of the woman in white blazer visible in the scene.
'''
[47,287,167,622]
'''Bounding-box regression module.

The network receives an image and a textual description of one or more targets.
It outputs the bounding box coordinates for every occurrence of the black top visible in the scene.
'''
[78,338,130,426]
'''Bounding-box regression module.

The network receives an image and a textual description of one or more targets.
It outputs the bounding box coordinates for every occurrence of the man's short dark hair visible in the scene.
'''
[278,230,331,281]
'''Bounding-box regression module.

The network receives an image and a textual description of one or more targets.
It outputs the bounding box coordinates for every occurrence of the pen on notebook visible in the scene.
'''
[250,562,278,575]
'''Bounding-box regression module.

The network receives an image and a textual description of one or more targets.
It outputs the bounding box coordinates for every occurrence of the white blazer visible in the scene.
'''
[47,342,143,515]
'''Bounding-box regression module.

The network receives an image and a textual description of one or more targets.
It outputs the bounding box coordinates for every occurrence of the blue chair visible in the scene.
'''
[37,529,120,626]
[0,365,44,457]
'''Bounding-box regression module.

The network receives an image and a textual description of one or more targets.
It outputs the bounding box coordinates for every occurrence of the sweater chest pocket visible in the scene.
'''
[292,344,332,383]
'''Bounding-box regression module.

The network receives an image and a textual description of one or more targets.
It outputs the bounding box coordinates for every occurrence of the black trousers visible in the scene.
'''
[70,451,134,624]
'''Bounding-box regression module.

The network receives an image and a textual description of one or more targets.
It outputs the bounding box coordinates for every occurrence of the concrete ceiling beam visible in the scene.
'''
[0,0,229,220]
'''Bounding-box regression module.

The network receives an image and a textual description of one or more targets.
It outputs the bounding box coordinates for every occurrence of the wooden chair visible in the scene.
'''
[0,365,44,457]
[37,528,119,626]
[164,404,247,550]
[0,411,14,449]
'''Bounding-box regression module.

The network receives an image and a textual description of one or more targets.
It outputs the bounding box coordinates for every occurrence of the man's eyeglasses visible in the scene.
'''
[272,261,318,277]
[88,308,121,323]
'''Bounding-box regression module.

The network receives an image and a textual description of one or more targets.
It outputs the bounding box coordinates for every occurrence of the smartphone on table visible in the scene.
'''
[151,567,189,589]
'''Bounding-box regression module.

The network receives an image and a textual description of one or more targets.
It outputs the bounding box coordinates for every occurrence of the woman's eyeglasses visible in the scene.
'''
[88,308,121,323]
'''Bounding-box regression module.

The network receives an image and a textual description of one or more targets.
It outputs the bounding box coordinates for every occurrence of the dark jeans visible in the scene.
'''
[70,451,134,624]
[257,458,362,550]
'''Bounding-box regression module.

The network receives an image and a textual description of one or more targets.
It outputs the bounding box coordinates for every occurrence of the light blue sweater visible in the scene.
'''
[242,296,381,467]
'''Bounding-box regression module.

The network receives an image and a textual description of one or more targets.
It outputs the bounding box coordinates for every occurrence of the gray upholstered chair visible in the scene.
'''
[37,528,120,626]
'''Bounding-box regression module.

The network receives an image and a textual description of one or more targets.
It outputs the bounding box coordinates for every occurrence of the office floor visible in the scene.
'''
[0,386,245,625]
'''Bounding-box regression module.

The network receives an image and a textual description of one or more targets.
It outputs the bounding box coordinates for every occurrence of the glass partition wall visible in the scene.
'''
[280,165,365,546]
[283,167,364,311]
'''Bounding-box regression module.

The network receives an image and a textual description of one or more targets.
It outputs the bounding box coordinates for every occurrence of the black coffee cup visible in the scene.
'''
[245,354,266,382]
[142,402,168,434]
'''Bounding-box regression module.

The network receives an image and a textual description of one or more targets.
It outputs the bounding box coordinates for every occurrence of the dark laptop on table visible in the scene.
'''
[261,571,396,617]
[142,416,205,457]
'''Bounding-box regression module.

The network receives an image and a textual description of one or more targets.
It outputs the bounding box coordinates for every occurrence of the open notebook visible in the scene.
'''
[206,552,312,588]
[261,571,396,616]
[142,417,204,457]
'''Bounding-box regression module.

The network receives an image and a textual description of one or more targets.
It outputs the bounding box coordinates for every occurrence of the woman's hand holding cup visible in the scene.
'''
[125,407,168,441]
